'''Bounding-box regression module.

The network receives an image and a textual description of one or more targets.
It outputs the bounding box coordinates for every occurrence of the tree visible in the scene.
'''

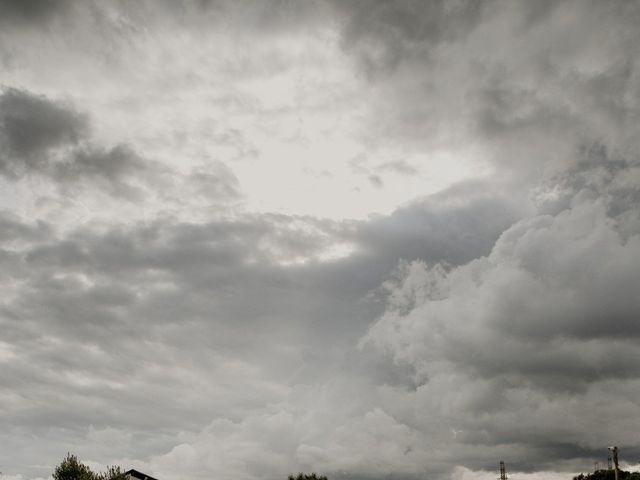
[288,473,328,480]
[52,453,127,480]
[574,470,640,480]
[53,454,96,480]
[97,466,128,480]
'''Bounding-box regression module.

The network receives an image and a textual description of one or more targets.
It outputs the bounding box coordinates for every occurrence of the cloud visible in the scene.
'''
[355,180,521,268]
[0,88,246,206]
[2,2,640,480]
[377,160,419,176]
[0,0,71,26]
[188,163,243,204]
[0,178,522,480]
[0,88,86,174]
[333,0,485,78]
[334,0,640,188]
[0,210,51,243]
[0,88,148,193]
[361,158,640,472]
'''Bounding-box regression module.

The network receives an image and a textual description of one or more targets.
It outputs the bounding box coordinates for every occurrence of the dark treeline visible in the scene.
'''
[574,471,640,480]
[53,454,128,480]
[60,454,640,480]
[52,454,329,480]
[288,474,328,480]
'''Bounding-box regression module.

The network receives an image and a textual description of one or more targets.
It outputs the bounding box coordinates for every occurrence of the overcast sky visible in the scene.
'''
[2,1,640,480]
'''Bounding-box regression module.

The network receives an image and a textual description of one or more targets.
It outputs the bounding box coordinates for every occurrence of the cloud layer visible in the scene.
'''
[1,2,640,480]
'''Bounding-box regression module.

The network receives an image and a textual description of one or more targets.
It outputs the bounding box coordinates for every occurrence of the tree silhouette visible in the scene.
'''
[574,470,640,480]
[288,473,328,480]
[53,454,95,480]
[52,453,127,480]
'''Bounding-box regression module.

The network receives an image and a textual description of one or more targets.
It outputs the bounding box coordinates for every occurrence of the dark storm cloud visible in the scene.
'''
[356,181,520,268]
[0,213,354,469]
[3,1,640,479]
[469,57,640,171]
[0,88,86,174]
[363,157,640,473]
[57,145,146,183]
[332,0,485,77]
[0,182,519,443]
[0,0,70,25]
[334,0,640,188]
[0,88,149,195]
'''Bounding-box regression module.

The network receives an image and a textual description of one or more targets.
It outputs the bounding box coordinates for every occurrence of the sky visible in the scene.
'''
[1,1,640,480]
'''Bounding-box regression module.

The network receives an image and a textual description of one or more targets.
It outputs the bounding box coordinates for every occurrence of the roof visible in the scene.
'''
[125,469,159,480]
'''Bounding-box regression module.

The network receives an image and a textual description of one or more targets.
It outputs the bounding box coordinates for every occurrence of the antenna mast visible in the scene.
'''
[608,446,620,480]
[499,461,508,480]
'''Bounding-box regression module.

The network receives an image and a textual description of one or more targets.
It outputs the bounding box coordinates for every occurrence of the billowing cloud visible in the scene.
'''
[2,2,640,480]
[362,158,640,473]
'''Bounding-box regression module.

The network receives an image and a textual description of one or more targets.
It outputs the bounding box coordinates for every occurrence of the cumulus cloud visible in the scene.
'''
[362,158,640,472]
[0,179,521,480]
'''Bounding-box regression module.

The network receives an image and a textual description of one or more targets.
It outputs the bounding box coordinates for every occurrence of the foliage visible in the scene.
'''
[52,453,127,480]
[288,473,328,480]
[574,470,640,480]
[97,465,128,480]
[53,454,96,480]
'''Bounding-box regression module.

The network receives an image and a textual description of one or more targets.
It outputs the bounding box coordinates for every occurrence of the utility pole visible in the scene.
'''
[499,461,508,480]
[609,446,620,480]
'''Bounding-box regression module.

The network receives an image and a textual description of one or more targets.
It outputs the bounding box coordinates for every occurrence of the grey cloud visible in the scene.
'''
[112,0,330,40]
[336,0,640,187]
[368,174,383,188]
[0,210,52,243]
[0,88,241,204]
[362,160,640,473]
[377,160,418,176]
[355,181,520,268]
[535,144,640,219]
[0,176,527,480]
[188,163,243,204]
[0,88,150,196]
[0,182,518,446]
[332,0,485,77]
[59,145,152,200]
[0,0,70,26]
[0,88,86,174]
[59,145,146,183]
[4,2,640,480]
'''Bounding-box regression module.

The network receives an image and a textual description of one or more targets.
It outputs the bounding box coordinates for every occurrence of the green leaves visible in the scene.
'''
[97,465,129,480]
[53,454,95,480]
[52,453,127,480]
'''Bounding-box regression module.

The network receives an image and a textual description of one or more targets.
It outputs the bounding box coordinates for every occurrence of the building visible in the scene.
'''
[125,469,159,480]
